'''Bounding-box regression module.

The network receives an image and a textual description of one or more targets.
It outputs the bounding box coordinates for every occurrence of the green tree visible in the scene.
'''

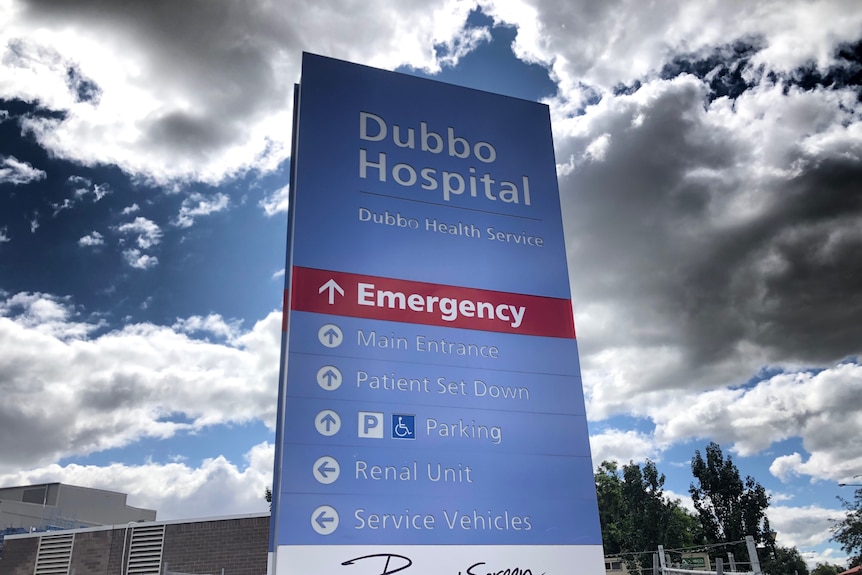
[620,460,700,555]
[690,442,771,558]
[810,562,845,575]
[265,486,272,512]
[595,460,626,554]
[760,546,809,575]
[832,486,862,568]
[596,459,703,571]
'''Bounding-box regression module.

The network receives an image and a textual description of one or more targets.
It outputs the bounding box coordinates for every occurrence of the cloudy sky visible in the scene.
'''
[1,0,861,566]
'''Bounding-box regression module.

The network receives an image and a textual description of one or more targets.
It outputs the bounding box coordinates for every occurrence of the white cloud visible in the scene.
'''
[73,181,110,202]
[1,0,487,185]
[173,314,244,343]
[122,248,158,269]
[585,363,862,486]
[78,230,104,246]
[174,192,229,228]
[118,216,162,249]
[767,504,848,555]
[0,155,46,185]
[0,442,274,521]
[259,184,289,216]
[0,292,281,475]
[0,226,9,243]
[589,428,661,467]
[0,292,104,340]
[51,197,74,216]
[482,0,862,103]
[121,203,140,215]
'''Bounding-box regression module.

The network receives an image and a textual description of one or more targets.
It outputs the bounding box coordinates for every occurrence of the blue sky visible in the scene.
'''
[1,0,861,568]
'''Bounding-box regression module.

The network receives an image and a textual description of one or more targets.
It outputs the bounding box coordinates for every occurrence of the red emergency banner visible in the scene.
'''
[289,266,575,338]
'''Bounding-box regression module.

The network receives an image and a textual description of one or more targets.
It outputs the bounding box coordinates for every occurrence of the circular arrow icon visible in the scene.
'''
[317,324,343,348]
[314,410,341,436]
[316,365,342,391]
[312,456,340,484]
[311,505,339,535]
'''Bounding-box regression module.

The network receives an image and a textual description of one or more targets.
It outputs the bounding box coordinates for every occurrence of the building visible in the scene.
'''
[0,483,156,531]
[605,556,633,574]
[0,513,269,575]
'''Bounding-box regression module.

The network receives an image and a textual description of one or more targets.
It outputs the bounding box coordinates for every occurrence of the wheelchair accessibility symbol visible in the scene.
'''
[391,414,415,440]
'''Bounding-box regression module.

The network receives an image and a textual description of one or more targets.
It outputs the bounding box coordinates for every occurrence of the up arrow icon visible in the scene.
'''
[318,279,344,305]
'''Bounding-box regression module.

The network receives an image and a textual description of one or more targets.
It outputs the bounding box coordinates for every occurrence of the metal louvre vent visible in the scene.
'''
[33,532,74,575]
[126,524,165,575]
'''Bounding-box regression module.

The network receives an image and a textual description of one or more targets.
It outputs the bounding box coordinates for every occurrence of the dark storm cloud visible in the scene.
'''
[558,74,862,392]
[747,158,862,359]
[0,405,74,467]
[15,0,286,167]
[144,110,237,156]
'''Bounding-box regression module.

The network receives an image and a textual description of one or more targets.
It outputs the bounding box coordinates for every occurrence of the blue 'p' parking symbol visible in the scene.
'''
[391,414,415,440]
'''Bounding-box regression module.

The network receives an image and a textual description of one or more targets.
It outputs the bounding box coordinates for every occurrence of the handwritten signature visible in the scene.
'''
[340,553,540,575]
[342,553,413,575]
[461,561,539,575]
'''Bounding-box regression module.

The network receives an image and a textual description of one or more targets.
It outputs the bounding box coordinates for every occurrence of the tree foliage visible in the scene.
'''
[595,444,785,570]
[810,562,846,575]
[596,460,626,553]
[596,459,703,571]
[690,442,771,555]
[760,545,809,575]
[832,486,862,568]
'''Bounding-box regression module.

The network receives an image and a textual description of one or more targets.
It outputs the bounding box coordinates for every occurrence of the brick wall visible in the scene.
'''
[68,527,130,575]
[0,535,38,575]
[0,514,269,575]
[162,516,269,575]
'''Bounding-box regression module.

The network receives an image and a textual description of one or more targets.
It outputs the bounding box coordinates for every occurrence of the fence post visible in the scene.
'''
[716,558,723,575]
[653,553,660,575]
[727,552,737,571]
[746,535,763,575]
[658,545,666,575]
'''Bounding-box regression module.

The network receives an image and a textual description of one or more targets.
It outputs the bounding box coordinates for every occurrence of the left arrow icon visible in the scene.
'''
[319,279,345,304]
[311,505,339,535]
[313,456,340,484]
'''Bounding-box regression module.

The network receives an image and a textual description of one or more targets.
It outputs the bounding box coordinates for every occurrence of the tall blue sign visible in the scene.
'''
[270,53,604,575]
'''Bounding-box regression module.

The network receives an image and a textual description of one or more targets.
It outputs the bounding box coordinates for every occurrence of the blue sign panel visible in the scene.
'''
[270,53,604,575]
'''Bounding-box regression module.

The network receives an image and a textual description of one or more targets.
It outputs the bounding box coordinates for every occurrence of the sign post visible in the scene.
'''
[270,53,604,575]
